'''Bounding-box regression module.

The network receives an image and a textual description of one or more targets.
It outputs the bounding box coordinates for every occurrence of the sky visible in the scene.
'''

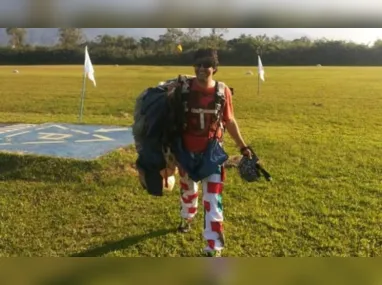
[54,0,382,12]
[1,0,382,44]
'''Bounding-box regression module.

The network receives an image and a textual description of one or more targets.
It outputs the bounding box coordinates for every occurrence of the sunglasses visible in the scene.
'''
[193,60,215,69]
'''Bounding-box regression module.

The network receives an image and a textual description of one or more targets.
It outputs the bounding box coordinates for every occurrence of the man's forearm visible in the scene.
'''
[225,118,247,150]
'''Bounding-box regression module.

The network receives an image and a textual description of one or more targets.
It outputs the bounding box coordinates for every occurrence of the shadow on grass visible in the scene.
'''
[0,152,98,183]
[38,228,180,285]
[71,228,177,257]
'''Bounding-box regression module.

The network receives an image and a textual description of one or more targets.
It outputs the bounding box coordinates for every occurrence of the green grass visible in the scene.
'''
[0,65,381,257]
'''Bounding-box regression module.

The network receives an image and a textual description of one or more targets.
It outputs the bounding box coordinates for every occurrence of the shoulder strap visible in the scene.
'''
[170,75,193,134]
[212,81,226,139]
[180,77,193,113]
[181,78,192,94]
[214,81,226,117]
[175,74,192,94]
[217,82,225,96]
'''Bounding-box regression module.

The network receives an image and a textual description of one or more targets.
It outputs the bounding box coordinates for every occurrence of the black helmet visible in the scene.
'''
[238,147,272,182]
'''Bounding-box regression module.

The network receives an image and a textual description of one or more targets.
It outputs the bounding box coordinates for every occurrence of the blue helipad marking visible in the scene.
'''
[0,123,135,160]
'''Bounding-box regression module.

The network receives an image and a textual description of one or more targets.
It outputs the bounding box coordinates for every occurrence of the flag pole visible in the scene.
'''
[257,70,260,95]
[78,71,87,123]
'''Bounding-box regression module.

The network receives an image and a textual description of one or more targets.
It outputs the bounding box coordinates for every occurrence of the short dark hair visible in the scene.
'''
[193,48,219,74]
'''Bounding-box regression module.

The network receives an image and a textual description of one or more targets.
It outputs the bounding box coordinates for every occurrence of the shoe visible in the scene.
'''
[177,219,192,233]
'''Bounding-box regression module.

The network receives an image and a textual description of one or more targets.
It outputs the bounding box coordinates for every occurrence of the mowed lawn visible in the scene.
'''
[0,65,381,257]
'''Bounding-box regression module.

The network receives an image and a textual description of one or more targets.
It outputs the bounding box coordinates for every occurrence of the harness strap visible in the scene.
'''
[179,77,226,136]
[213,82,226,138]
[189,108,217,130]
[189,109,217,114]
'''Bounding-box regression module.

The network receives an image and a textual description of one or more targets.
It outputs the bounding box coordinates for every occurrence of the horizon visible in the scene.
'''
[1,28,382,46]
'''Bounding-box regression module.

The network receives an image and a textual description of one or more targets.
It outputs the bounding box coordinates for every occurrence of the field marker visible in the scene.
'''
[0,122,133,159]
[36,124,69,130]
[38,133,72,140]
[0,124,36,134]
[70,129,90,135]
[94,128,129,133]
[22,141,66,145]
[75,134,114,142]
[5,131,31,138]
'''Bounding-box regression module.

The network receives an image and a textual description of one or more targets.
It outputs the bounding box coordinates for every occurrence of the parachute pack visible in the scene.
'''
[132,75,192,196]
[133,86,171,196]
[132,75,231,196]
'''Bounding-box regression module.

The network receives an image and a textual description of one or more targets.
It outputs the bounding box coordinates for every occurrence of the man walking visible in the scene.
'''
[176,48,253,257]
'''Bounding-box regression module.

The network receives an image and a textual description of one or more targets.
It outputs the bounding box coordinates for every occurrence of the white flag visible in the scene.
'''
[258,55,265,81]
[84,46,96,87]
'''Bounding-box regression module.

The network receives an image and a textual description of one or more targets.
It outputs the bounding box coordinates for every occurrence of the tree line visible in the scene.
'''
[2,28,382,66]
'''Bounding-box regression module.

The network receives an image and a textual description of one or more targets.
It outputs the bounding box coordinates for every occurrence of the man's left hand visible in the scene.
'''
[240,146,253,159]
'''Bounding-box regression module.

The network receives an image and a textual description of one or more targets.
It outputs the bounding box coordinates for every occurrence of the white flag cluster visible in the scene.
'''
[84,46,96,87]
[258,55,265,81]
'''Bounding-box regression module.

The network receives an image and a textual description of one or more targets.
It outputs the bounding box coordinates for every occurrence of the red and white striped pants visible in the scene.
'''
[178,165,225,252]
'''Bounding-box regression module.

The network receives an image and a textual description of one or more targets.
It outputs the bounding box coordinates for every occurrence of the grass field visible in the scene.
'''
[0,65,381,257]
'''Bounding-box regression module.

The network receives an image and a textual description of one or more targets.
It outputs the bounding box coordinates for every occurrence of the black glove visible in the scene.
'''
[238,146,272,182]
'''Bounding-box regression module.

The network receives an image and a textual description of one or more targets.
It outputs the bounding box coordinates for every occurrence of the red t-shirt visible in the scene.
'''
[182,80,234,153]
